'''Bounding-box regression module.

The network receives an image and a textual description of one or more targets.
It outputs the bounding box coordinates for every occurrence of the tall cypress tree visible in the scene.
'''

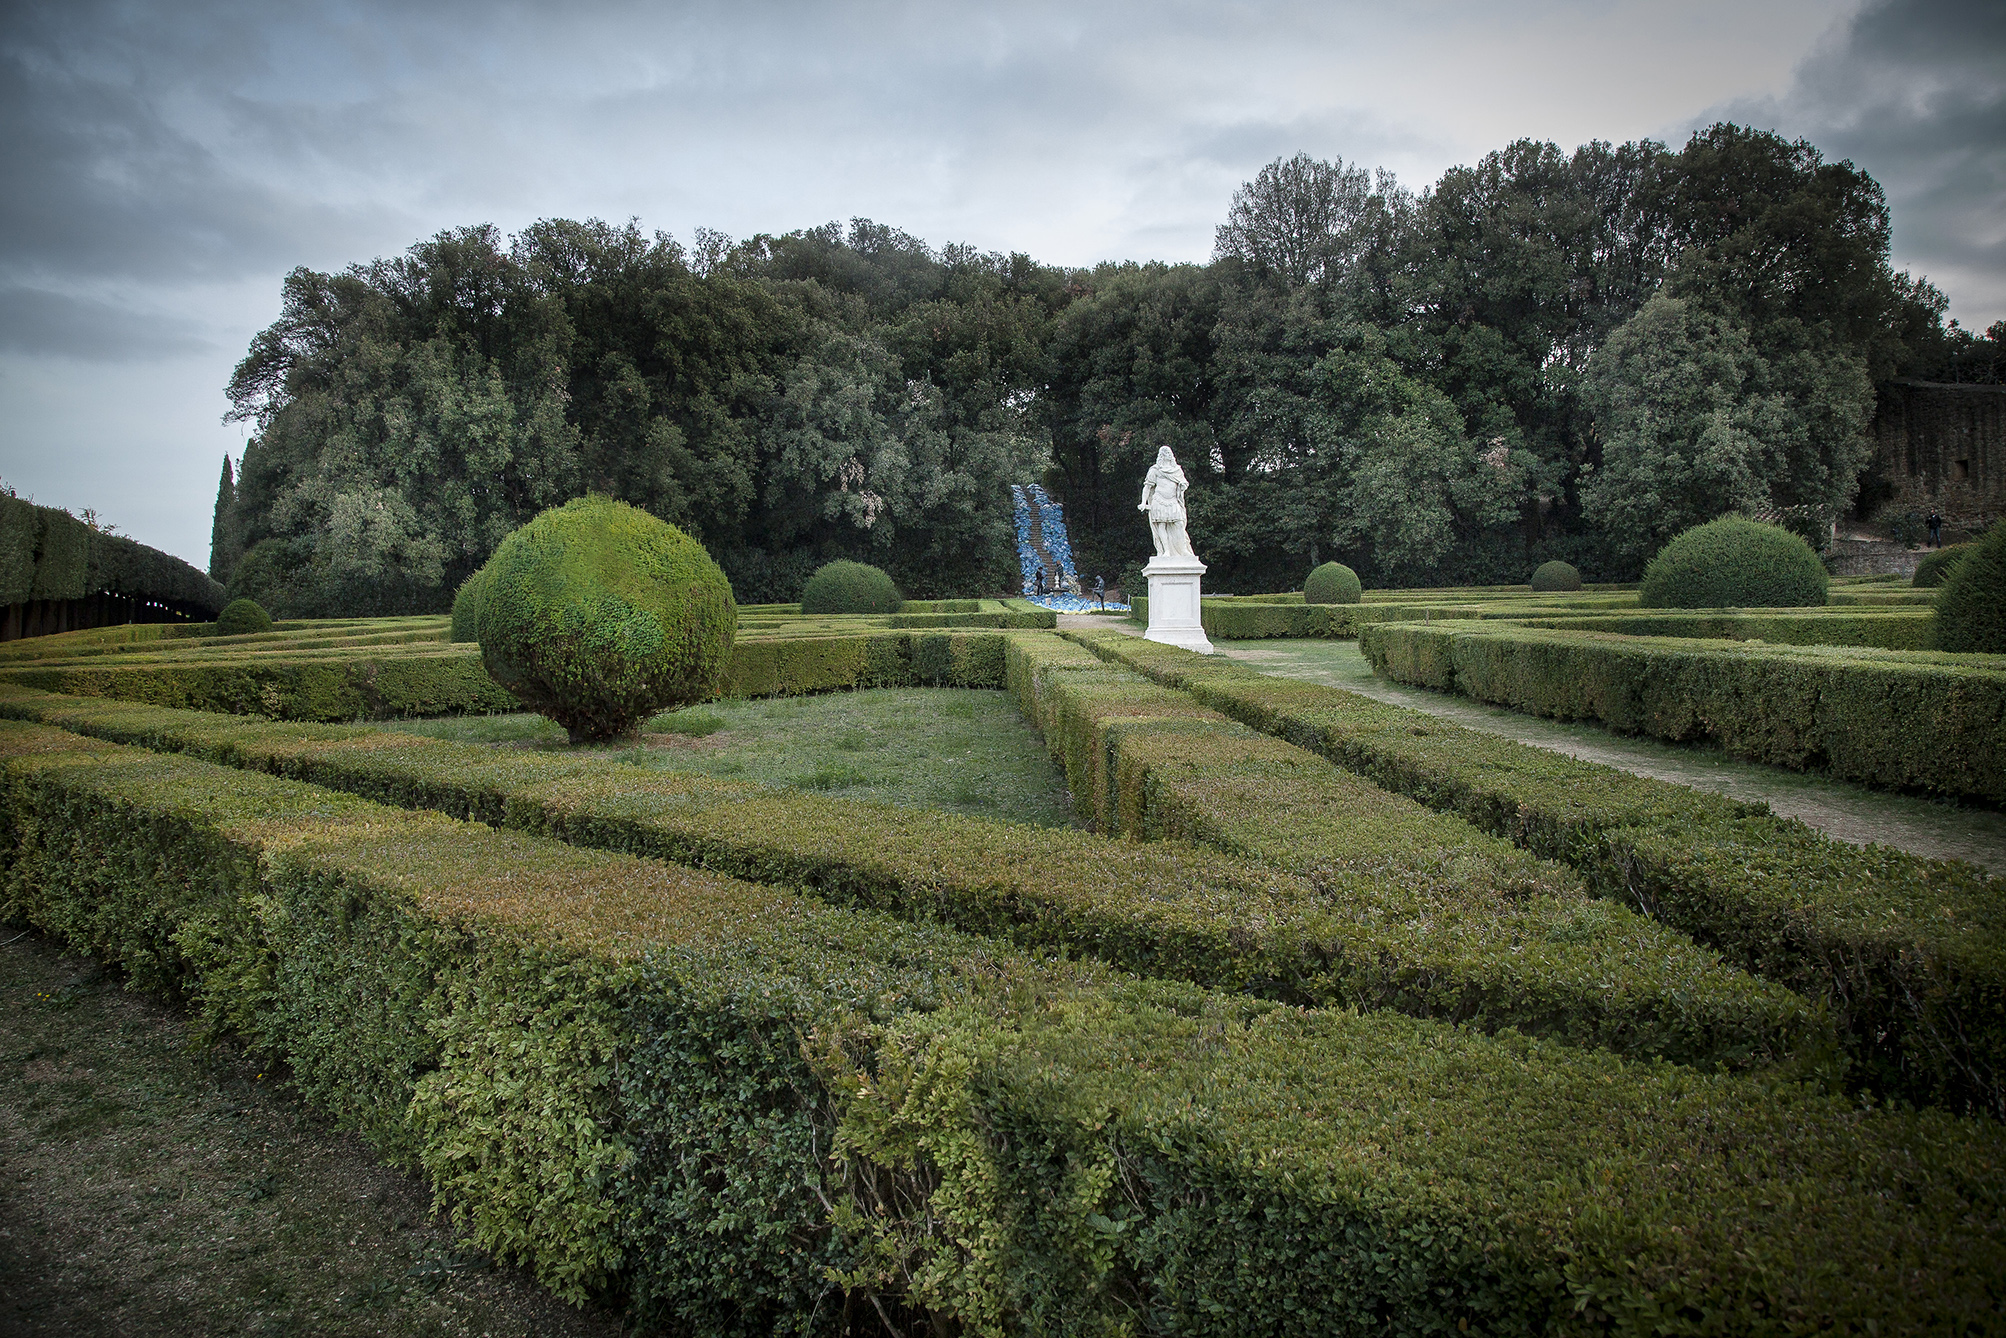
[208,455,242,583]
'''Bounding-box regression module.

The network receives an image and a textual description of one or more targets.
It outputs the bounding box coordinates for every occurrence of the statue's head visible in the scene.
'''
[1155,446,1176,466]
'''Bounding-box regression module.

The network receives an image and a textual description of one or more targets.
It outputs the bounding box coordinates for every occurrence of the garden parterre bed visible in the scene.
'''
[1071,629,2006,1118]
[0,672,1814,1071]
[1359,620,2006,800]
[4,715,2005,1333]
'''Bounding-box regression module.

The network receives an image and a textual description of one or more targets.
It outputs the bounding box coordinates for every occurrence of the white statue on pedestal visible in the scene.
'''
[1137,447,1212,653]
[1138,446,1195,557]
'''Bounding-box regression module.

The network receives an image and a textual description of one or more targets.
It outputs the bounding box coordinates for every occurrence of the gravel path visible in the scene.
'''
[1058,618,2006,872]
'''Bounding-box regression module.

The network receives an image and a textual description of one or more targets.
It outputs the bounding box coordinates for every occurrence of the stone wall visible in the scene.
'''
[1869,379,2006,532]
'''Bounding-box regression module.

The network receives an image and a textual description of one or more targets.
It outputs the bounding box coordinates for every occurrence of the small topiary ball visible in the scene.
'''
[449,565,493,643]
[1913,544,1971,589]
[1638,517,1828,609]
[1933,521,2006,653]
[479,496,737,743]
[1529,560,1583,593]
[213,597,273,636]
[1303,561,1363,605]
[800,560,902,614]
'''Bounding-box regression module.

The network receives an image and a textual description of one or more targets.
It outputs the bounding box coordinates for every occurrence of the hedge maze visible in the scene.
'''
[3,594,2004,1332]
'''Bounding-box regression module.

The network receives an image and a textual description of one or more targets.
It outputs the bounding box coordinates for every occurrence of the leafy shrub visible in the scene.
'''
[1913,543,1971,589]
[213,598,273,636]
[479,496,737,743]
[1638,516,1827,608]
[799,560,901,614]
[1302,561,1362,605]
[1934,521,2006,653]
[1528,560,1582,592]
[449,565,492,643]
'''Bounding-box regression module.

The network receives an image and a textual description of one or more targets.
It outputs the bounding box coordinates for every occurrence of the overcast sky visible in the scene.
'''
[1,0,2000,568]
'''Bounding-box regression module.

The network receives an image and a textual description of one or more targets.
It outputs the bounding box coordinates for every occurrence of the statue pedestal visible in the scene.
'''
[1144,556,1213,655]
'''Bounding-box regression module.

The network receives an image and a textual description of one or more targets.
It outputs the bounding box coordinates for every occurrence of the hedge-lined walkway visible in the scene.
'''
[1061,618,2006,871]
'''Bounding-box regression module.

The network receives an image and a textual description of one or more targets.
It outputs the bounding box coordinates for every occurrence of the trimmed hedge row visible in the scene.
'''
[0,677,1814,1071]
[5,718,2006,1332]
[0,631,1018,718]
[1360,621,2006,801]
[0,493,226,612]
[1071,629,2006,1117]
[0,648,519,720]
[1127,597,1498,639]
[1001,636,1824,1070]
[0,617,449,663]
[1518,609,1935,650]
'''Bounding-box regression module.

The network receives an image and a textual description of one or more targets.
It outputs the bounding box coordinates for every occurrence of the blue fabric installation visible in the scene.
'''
[1011,482,1128,611]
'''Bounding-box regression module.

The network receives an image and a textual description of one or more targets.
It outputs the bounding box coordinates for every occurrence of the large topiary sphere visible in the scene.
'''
[1303,561,1363,605]
[479,496,737,743]
[800,560,902,614]
[449,565,493,643]
[1638,517,1828,609]
[1529,560,1582,593]
[1933,521,2006,653]
[1913,544,1971,589]
[213,597,272,636]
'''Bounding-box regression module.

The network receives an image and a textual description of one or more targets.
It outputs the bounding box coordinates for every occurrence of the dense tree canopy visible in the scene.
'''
[216,124,1969,613]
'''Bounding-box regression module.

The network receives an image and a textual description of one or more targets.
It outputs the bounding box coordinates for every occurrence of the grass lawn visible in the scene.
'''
[0,932,624,1338]
[382,686,1081,829]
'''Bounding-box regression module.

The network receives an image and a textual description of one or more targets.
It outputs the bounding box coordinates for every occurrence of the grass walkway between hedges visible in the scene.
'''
[381,686,1082,830]
[0,931,627,1338]
[1203,635,2006,872]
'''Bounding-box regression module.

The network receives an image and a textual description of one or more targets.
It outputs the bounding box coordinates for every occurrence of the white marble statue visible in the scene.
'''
[1138,446,1195,558]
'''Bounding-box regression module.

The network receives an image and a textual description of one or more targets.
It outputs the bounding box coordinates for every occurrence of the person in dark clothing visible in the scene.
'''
[1035,567,1046,595]
[1928,510,1943,547]
[1094,574,1106,609]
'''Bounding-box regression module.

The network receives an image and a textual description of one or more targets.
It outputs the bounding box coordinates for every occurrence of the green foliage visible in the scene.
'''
[1638,516,1829,609]
[1528,559,1580,592]
[1082,629,2006,1117]
[1301,561,1361,604]
[799,560,901,614]
[448,565,492,643]
[1581,296,1874,563]
[479,497,737,743]
[208,455,243,583]
[1362,620,2006,799]
[1933,522,2006,653]
[1522,609,1934,651]
[213,599,273,637]
[6,693,2006,1330]
[1913,542,1972,588]
[0,493,224,615]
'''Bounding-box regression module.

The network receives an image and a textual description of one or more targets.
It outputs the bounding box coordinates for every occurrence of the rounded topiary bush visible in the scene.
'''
[212,597,272,636]
[479,496,737,743]
[449,565,493,643]
[1529,560,1582,593]
[1933,521,2006,653]
[800,560,902,614]
[1303,561,1363,605]
[1638,517,1828,609]
[1913,544,1971,589]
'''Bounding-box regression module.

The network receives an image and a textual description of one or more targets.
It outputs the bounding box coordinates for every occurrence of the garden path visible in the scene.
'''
[1055,617,2006,872]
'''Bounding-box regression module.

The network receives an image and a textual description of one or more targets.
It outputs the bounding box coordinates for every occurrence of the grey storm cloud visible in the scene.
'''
[6,0,1999,566]
[1708,0,2006,320]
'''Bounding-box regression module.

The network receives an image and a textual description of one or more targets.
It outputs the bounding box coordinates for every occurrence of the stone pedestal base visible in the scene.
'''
[1144,556,1214,654]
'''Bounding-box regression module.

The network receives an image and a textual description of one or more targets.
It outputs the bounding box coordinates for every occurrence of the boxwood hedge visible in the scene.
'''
[1073,628,2006,1117]
[4,717,2004,1333]
[1,668,1818,1072]
[1359,620,2006,800]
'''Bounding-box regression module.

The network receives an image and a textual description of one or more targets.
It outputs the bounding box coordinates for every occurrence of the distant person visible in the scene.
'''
[1094,574,1106,609]
[1927,509,1943,547]
[1035,567,1046,595]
